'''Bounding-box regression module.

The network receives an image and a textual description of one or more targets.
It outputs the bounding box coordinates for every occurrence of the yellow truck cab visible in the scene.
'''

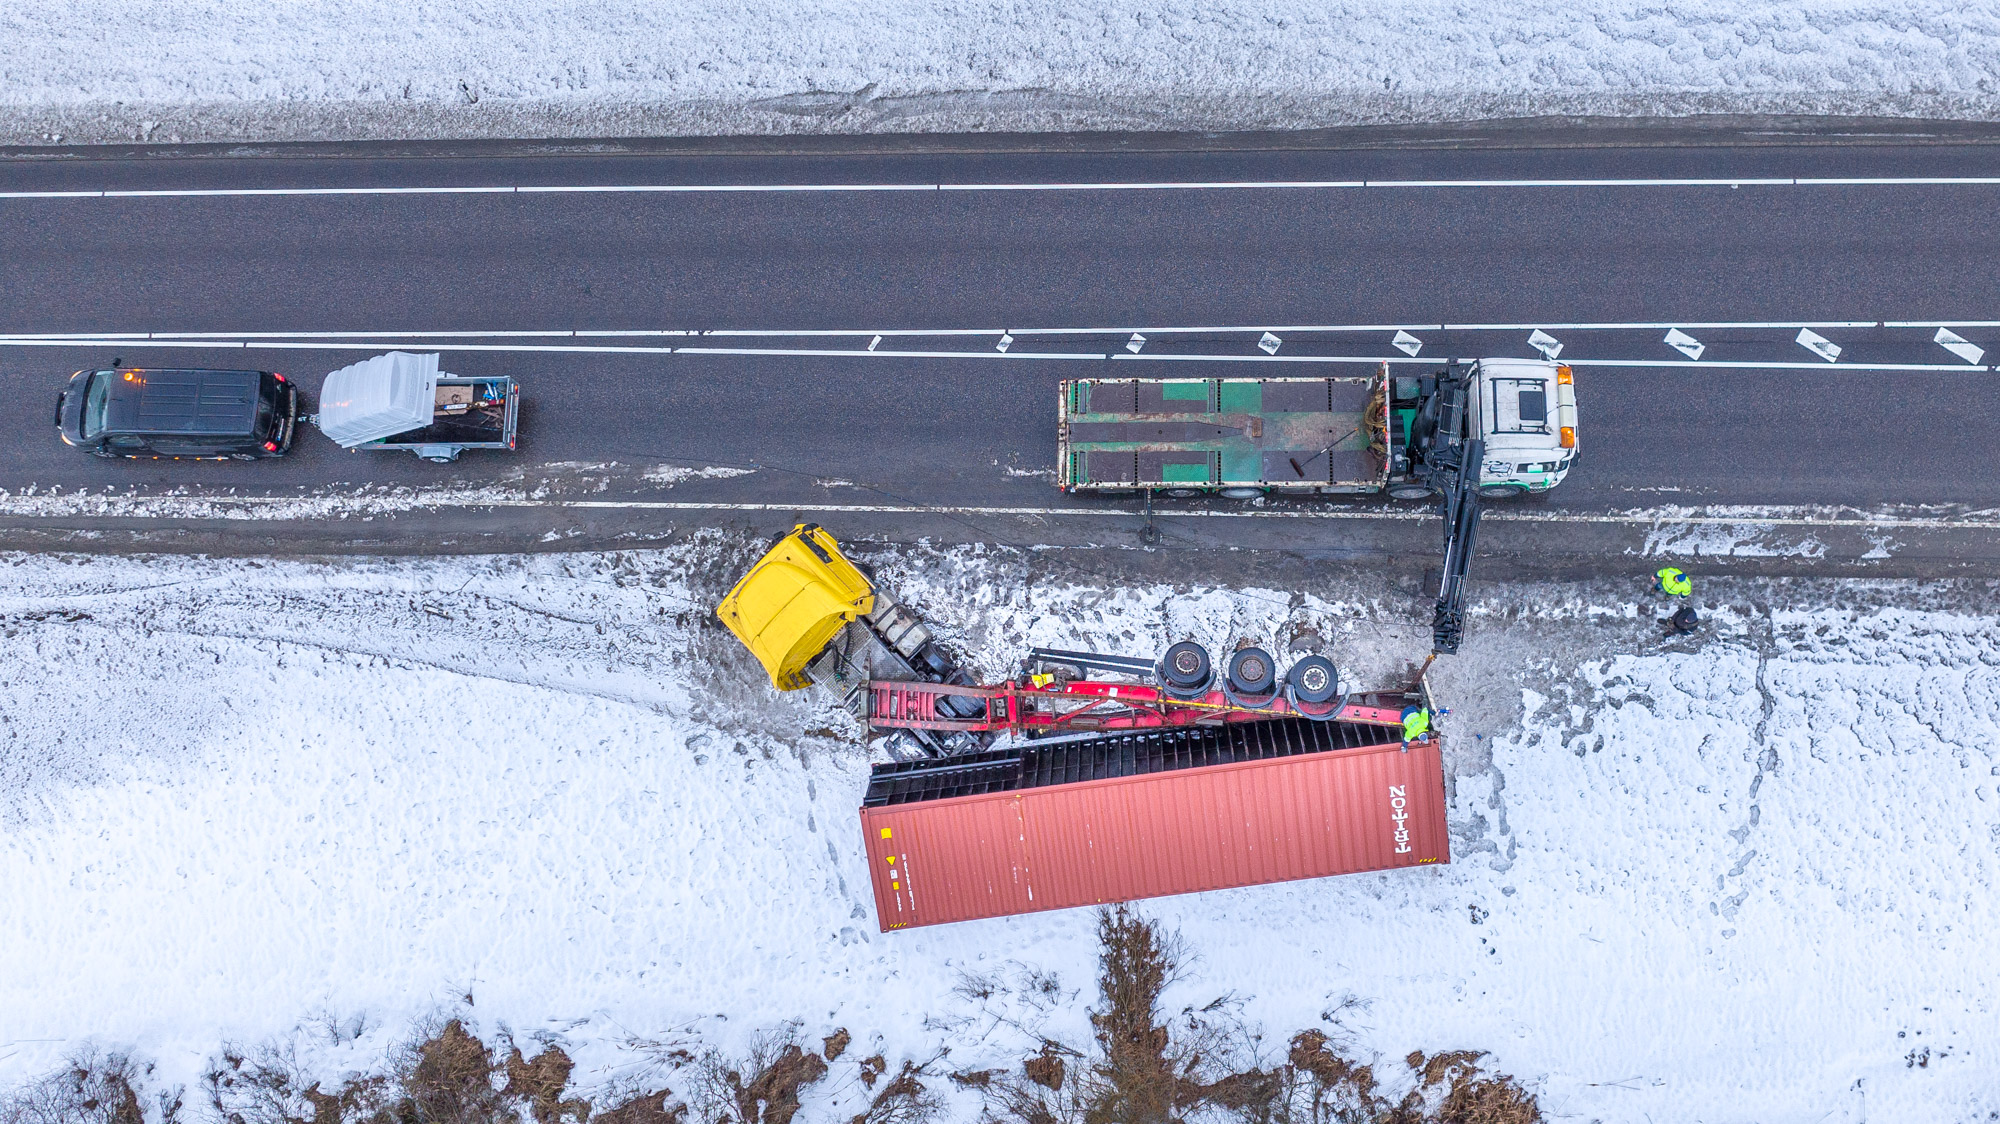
[716,524,875,690]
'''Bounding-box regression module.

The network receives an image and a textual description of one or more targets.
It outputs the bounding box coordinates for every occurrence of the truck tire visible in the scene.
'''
[1386,483,1433,500]
[1158,641,1212,694]
[1226,647,1277,695]
[1478,483,1528,499]
[1218,486,1265,500]
[1286,655,1341,704]
[1160,487,1204,499]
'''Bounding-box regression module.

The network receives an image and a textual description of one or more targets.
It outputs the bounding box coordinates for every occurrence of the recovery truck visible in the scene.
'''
[1057,359,1578,652]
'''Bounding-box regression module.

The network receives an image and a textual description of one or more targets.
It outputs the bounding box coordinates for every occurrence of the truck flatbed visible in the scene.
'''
[368,376,520,462]
[1058,376,1386,493]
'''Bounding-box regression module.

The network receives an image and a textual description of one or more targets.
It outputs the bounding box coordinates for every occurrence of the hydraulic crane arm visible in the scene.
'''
[1409,361,1484,655]
[1431,436,1483,654]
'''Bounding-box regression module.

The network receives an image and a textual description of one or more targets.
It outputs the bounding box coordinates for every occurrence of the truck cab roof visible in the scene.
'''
[1474,358,1567,453]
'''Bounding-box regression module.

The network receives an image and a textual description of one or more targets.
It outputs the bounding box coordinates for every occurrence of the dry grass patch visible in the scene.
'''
[389,1018,513,1124]
[204,1043,388,1124]
[0,1052,153,1124]
[590,1092,681,1124]
[1384,1053,1538,1124]
[845,1060,941,1124]
[963,907,1542,1124]
[503,1046,590,1124]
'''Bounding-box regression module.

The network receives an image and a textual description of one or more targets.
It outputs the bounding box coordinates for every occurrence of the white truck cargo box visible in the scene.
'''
[317,352,439,448]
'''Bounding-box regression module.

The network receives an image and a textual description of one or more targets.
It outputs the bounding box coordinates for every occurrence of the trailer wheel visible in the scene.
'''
[1226,646,1277,695]
[1287,655,1341,704]
[1386,483,1433,500]
[424,454,457,464]
[1158,641,1212,693]
[1218,486,1265,500]
[1477,483,1527,499]
[1160,487,1203,499]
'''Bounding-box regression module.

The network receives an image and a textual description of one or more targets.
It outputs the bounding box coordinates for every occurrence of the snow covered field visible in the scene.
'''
[3,3,1998,144]
[1,538,1997,1122]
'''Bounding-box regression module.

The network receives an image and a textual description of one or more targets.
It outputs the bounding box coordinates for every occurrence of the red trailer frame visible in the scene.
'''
[870,678,1406,735]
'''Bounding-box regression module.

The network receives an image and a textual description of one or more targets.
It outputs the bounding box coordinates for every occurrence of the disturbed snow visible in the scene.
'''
[0,537,1996,1123]
[3,3,1999,143]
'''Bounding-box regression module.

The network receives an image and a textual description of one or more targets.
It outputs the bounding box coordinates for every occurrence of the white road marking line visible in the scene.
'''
[0,320,1926,342]
[1934,327,1987,365]
[867,335,882,352]
[1391,330,1423,356]
[1796,328,1843,362]
[1258,331,1283,354]
[3,492,1999,532]
[0,336,1990,372]
[1528,329,1563,359]
[1663,329,1705,360]
[8,177,2000,201]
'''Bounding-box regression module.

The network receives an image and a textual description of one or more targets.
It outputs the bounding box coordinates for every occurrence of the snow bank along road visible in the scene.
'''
[2,139,1999,563]
[1,0,1997,143]
[1,546,1996,1121]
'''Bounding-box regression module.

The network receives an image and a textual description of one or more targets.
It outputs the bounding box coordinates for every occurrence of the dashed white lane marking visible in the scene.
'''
[7,176,2000,201]
[1935,327,1987,365]
[0,335,1992,372]
[0,320,1990,340]
[1664,328,1705,360]
[2,492,1999,533]
[1796,328,1843,362]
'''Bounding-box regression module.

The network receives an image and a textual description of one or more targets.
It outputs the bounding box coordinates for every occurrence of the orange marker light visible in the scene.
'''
[1559,426,1576,449]
[1556,366,1573,385]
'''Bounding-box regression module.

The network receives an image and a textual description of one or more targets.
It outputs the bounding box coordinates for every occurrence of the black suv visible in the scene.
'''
[57,367,300,459]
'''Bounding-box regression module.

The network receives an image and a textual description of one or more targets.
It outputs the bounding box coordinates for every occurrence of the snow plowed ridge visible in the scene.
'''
[1,544,1997,1121]
[4,2,1998,142]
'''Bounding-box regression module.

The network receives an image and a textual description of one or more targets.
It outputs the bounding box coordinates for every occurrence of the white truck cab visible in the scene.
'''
[1469,358,1577,497]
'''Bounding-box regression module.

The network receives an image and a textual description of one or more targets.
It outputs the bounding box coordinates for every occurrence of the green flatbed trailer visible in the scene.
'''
[1058,374,1396,497]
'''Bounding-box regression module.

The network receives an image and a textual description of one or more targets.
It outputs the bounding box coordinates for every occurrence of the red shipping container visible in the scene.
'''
[860,731,1448,930]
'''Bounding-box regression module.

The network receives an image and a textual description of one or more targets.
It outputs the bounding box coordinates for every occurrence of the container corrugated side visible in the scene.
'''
[859,739,1447,930]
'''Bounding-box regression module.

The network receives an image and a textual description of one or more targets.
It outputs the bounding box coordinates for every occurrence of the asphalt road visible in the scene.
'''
[0,132,1997,567]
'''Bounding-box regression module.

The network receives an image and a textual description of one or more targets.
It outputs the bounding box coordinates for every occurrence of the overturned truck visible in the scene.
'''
[717,525,1451,931]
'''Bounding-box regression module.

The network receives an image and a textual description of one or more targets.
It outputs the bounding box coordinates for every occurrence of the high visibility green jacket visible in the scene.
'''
[1403,708,1431,741]
[1656,567,1692,596]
